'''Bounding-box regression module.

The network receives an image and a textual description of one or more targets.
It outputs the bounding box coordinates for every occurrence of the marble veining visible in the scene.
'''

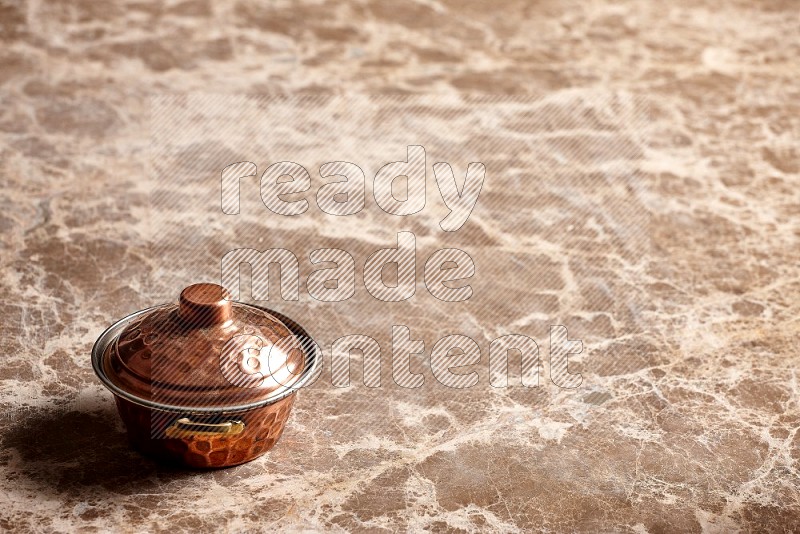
[1,0,799,532]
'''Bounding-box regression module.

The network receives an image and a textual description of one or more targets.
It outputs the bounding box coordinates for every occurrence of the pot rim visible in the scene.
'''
[92,303,320,414]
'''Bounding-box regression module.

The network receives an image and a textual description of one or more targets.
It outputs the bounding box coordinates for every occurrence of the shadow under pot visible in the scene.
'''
[91,283,319,468]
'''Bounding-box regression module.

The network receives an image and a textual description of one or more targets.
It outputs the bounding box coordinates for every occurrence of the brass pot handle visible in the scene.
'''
[165,417,245,438]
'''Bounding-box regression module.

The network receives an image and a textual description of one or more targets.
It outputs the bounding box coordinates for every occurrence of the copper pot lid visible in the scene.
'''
[92,283,319,413]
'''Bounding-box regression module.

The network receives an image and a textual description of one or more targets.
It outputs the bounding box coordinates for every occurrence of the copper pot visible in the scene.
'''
[91,283,319,468]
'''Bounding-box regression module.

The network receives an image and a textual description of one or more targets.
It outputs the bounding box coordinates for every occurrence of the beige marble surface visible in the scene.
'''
[1,0,799,532]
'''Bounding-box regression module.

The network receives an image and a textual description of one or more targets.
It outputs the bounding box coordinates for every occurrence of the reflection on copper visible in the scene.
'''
[92,283,318,468]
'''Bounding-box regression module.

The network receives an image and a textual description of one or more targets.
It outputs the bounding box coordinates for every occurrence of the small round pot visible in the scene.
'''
[92,284,319,468]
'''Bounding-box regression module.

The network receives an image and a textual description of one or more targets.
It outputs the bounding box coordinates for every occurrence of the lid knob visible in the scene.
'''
[178,283,232,327]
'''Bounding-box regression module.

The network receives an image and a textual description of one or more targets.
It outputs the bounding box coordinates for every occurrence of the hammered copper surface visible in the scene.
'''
[92,283,313,468]
[115,395,296,468]
[100,284,307,408]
